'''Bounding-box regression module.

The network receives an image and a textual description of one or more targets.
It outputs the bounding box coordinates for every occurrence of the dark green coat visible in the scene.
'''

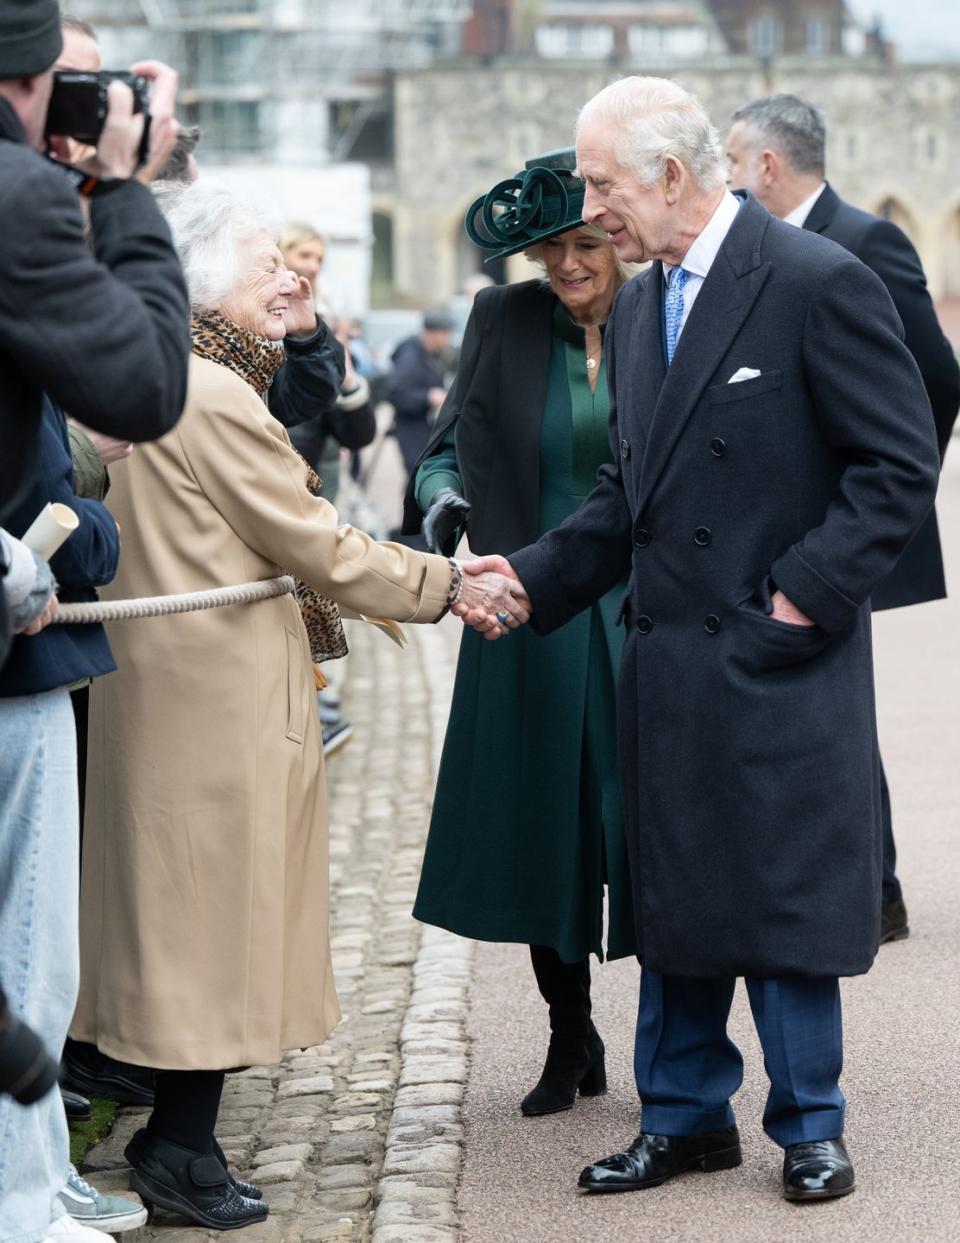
[403,282,635,962]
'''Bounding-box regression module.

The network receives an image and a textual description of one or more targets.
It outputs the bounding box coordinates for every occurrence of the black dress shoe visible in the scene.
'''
[61,1086,92,1124]
[783,1137,855,1201]
[578,1127,742,1192]
[62,1040,155,1106]
[521,1026,606,1117]
[880,898,910,944]
[126,1133,267,1230]
[125,1128,263,1202]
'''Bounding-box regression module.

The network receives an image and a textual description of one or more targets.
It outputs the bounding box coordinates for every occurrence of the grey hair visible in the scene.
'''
[160,181,275,310]
[61,14,97,40]
[525,221,636,283]
[578,76,727,194]
[731,94,826,176]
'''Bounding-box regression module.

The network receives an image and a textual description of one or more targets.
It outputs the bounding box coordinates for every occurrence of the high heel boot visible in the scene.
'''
[521,944,607,1117]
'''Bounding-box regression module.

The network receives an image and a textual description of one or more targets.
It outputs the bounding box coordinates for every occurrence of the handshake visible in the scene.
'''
[452,556,528,641]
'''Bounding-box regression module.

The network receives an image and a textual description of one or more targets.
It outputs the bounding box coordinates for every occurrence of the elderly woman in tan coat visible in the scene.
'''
[70,183,526,1230]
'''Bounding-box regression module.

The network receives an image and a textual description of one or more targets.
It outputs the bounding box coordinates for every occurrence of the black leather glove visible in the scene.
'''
[422,488,472,556]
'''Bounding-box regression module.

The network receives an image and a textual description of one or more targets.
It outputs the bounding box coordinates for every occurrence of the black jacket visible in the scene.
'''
[266,321,345,431]
[803,183,960,610]
[401,281,559,551]
[510,194,940,978]
[0,397,119,697]
[386,336,446,471]
[0,97,190,660]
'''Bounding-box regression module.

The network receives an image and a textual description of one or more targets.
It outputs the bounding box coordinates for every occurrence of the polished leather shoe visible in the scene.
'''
[880,897,910,944]
[126,1133,267,1230]
[125,1129,263,1203]
[783,1137,855,1201]
[578,1127,742,1192]
[61,1087,92,1124]
[521,1026,606,1117]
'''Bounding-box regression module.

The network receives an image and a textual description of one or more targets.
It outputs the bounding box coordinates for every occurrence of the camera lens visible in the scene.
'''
[0,989,58,1105]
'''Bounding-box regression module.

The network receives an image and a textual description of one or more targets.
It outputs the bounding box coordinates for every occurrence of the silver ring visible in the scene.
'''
[496,611,508,624]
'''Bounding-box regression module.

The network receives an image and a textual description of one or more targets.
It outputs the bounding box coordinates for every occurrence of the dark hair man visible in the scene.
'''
[726,93,960,946]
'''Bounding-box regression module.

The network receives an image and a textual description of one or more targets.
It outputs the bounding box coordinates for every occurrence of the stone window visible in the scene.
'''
[805,16,830,56]
[535,23,614,59]
[749,15,782,58]
[629,24,708,60]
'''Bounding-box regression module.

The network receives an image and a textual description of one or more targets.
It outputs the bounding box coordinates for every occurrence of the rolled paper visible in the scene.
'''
[21,502,79,559]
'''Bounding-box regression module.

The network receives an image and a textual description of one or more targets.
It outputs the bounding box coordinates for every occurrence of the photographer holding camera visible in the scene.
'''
[1,2,192,1238]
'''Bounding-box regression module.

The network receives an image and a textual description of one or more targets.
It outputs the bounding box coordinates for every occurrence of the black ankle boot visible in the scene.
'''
[521,1022,607,1116]
[125,1128,264,1203]
[126,1133,268,1230]
[521,945,607,1117]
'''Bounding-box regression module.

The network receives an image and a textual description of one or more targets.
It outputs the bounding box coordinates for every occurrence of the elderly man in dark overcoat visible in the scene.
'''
[466,76,940,1204]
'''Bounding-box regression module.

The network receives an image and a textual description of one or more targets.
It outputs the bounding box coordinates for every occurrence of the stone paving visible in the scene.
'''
[82,616,469,1242]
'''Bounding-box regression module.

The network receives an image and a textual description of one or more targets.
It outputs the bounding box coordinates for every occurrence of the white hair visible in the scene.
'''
[160,181,277,311]
[578,76,726,195]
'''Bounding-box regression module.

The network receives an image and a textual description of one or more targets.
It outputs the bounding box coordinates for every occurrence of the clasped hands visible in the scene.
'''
[452,555,528,640]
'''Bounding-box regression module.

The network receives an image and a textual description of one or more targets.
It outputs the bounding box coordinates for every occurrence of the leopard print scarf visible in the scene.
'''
[192,310,347,669]
[191,308,286,395]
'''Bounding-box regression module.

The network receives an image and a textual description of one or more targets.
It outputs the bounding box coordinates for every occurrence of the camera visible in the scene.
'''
[45,70,152,167]
[0,987,59,1105]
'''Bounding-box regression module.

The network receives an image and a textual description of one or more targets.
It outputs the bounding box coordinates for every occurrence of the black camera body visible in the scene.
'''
[45,70,152,167]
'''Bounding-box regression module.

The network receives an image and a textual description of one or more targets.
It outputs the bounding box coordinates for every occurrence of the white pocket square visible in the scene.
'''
[728,367,763,384]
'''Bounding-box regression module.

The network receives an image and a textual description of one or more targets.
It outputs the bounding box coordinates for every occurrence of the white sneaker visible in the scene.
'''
[44,1213,115,1241]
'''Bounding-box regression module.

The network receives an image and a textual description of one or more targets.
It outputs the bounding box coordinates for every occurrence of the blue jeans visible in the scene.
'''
[635,968,845,1148]
[0,691,78,1243]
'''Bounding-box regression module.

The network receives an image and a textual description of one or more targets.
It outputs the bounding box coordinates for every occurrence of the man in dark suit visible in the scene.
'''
[464,75,940,1204]
[726,94,960,944]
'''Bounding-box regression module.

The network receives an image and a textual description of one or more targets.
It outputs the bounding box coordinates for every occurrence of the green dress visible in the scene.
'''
[413,303,635,963]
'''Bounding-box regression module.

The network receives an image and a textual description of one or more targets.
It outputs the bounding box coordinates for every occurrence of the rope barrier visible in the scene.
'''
[53,576,295,624]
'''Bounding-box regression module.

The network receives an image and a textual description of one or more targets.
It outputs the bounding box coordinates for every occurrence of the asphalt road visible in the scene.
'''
[457,451,960,1242]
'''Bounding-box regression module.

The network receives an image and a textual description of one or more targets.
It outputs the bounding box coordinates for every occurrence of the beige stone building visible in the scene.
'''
[389,56,960,304]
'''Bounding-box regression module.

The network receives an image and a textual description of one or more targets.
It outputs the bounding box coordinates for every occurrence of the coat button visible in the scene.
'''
[634,528,651,549]
[621,439,631,459]
[710,438,726,457]
[704,614,721,634]
[636,614,654,635]
[694,526,712,547]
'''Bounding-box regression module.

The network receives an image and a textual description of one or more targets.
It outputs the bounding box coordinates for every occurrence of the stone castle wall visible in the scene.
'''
[392,57,960,302]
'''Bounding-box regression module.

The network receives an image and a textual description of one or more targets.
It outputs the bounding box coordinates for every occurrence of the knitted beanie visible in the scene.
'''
[0,0,63,79]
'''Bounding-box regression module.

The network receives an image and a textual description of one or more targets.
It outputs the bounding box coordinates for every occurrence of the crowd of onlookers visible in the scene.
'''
[0,5,524,1239]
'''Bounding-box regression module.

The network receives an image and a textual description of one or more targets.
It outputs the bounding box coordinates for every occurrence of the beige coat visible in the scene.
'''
[72,355,451,1069]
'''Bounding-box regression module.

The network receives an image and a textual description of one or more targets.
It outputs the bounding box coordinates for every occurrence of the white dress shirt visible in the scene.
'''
[784,181,827,229]
[662,191,742,340]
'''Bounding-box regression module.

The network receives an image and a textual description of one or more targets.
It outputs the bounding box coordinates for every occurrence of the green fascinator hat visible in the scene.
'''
[465,148,585,263]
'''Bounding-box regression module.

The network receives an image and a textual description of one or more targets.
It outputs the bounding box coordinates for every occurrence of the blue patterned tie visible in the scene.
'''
[664,265,689,365]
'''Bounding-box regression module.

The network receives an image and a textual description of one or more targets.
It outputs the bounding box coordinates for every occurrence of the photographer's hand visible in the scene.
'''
[130,60,180,184]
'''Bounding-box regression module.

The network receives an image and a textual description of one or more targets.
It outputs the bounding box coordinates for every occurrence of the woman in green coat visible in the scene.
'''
[402,151,636,1117]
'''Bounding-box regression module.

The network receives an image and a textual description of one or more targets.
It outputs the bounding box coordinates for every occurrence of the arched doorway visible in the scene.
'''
[943,205,960,301]
[876,197,918,245]
[371,211,394,308]
[454,212,505,291]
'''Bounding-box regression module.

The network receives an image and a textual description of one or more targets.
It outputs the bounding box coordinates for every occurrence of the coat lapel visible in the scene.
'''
[634,195,772,515]
[801,182,840,236]
[622,268,667,454]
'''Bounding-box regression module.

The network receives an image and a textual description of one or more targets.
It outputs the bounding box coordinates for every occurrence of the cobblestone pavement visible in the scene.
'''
[82,615,467,1242]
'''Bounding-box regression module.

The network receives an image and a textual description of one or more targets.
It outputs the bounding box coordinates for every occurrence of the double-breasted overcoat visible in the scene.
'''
[71,355,451,1069]
[510,193,940,980]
